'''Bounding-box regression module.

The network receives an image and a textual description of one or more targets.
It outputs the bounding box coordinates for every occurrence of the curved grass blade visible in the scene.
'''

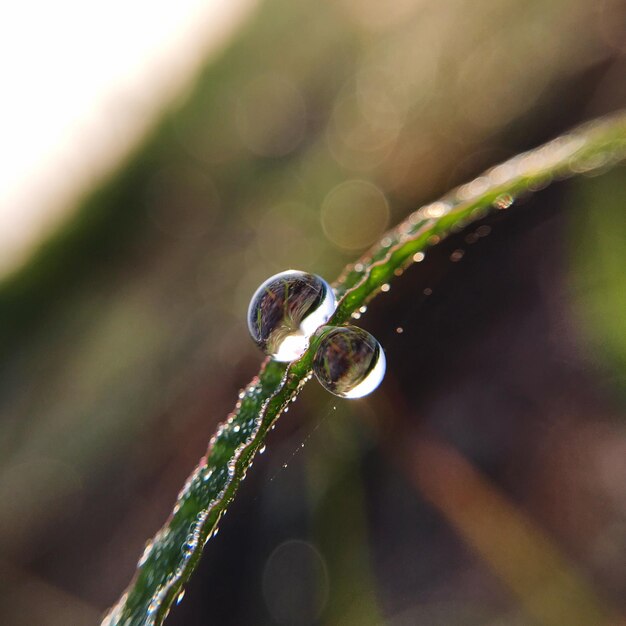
[104,111,626,626]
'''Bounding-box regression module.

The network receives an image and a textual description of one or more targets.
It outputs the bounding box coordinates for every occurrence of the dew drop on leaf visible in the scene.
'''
[137,540,153,567]
[313,326,385,398]
[247,270,336,361]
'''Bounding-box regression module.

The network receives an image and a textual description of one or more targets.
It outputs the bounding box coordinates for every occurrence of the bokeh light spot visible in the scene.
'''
[262,539,329,626]
[321,180,389,250]
[236,74,306,157]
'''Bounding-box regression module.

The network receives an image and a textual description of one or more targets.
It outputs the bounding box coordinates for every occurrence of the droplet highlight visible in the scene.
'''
[313,326,386,398]
[247,270,336,362]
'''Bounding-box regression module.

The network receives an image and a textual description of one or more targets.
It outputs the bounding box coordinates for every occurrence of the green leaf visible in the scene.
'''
[104,112,626,626]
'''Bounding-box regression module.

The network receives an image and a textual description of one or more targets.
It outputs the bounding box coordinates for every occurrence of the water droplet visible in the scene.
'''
[247,270,336,362]
[380,283,390,292]
[413,252,425,262]
[138,540,154,567]
[396,327,403,334]
[176,590,186,605]
[494,193,514,209]
[450,249,464,262]
[259,444,267,454]
[313,326,386,398]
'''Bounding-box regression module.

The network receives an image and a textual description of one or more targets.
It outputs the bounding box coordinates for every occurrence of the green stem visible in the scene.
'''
[104,111,626,626]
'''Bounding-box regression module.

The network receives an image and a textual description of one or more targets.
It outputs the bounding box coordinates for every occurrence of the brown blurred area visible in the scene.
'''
[0,0,625,624]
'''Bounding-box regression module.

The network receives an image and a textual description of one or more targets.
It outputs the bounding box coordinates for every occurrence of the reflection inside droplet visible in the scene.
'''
[247,270,336,361]
[313,326,385,398]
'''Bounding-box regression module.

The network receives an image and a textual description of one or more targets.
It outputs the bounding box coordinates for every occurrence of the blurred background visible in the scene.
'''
[0,0,625,624]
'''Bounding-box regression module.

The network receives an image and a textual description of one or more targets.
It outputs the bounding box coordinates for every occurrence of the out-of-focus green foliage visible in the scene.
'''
[569,169,626,391]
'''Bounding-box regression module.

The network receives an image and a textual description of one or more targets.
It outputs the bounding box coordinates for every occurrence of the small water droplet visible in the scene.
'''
[313,326,386,398]
[138,540,154,567]
[176,590,186,605]
[259,445,267,454]
[380,283,390,292]
[423,287,432,296]
[494,193,514,209]
[413,252,425,262]
[247,270,336,362]
[396,327,403,334]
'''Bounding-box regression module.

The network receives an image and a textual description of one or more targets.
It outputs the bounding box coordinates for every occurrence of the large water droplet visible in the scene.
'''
[247,270,336,361]
[313,326,385,398]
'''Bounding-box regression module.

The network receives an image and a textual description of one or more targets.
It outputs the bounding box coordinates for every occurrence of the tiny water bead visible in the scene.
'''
[247,270,336,361]
[313,326,385,398]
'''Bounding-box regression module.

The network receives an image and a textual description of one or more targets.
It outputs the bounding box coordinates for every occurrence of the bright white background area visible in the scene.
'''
[0,0,257,278]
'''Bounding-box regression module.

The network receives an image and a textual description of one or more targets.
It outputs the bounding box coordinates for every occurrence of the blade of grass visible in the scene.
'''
[104,111,626,626]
